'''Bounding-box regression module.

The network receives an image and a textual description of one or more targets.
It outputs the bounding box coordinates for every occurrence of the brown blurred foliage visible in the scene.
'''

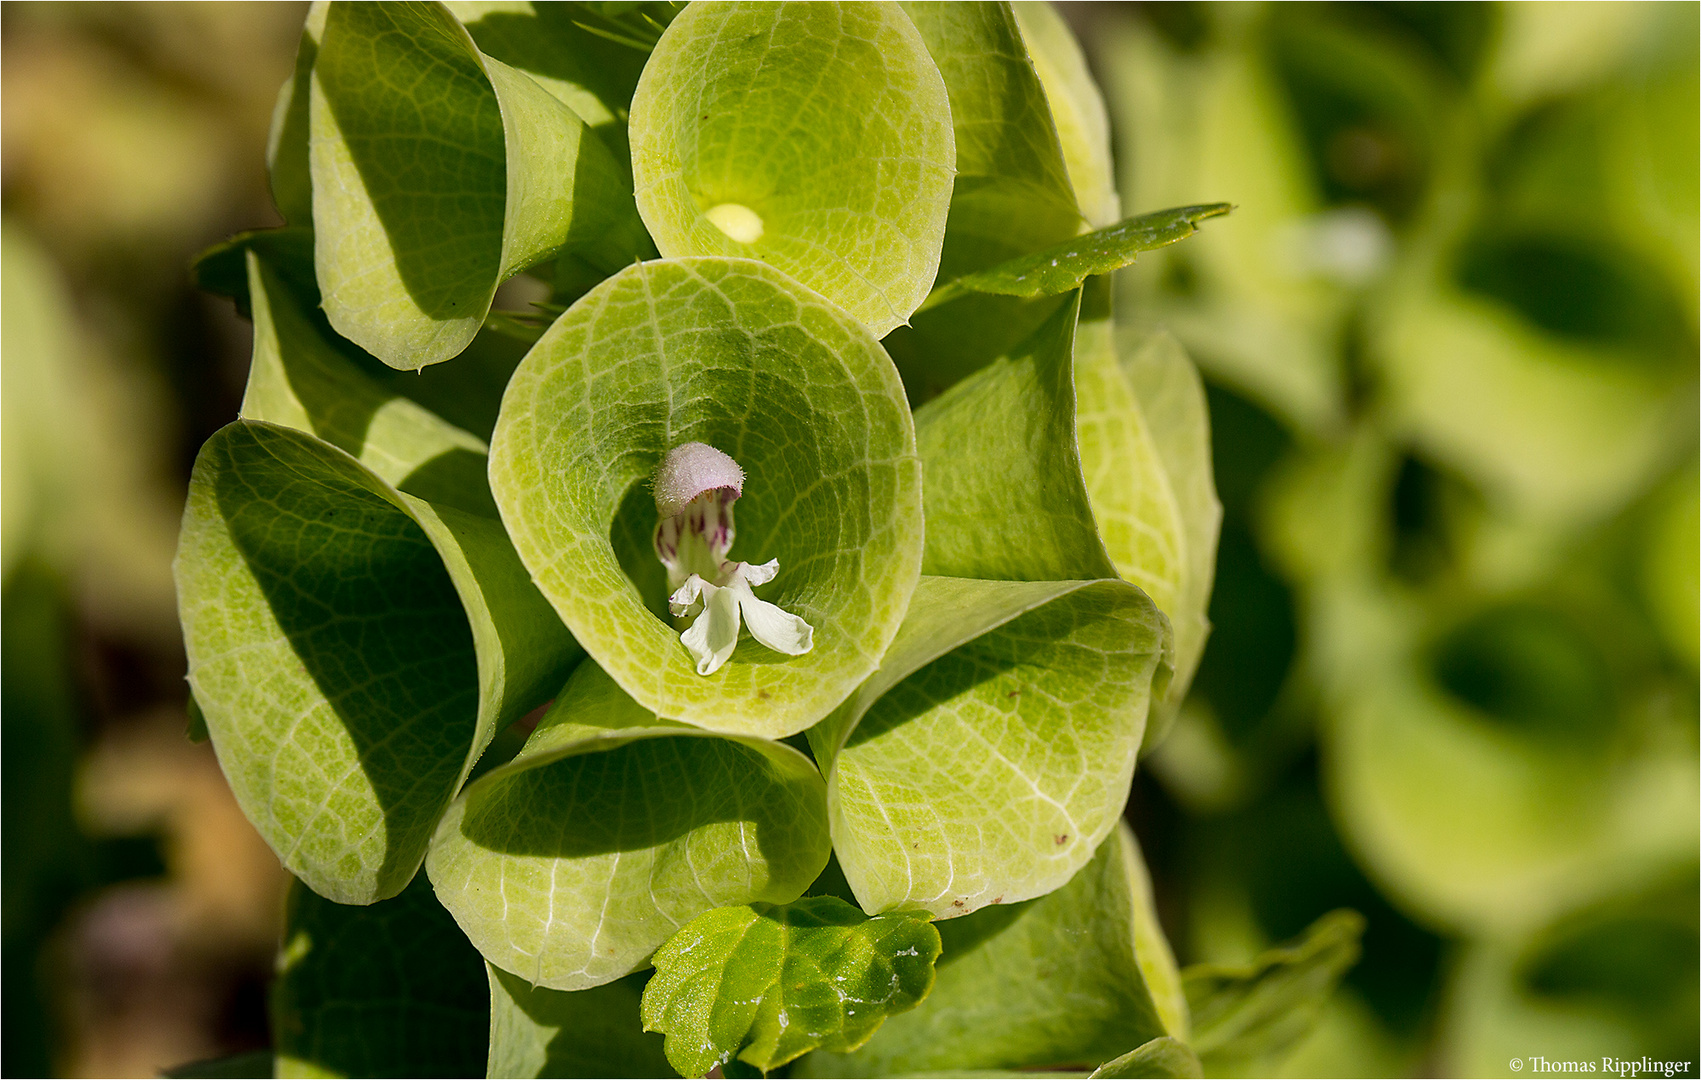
[3,4,306,1076]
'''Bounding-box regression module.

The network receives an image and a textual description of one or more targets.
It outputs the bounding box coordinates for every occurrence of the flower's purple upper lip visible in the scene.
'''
[653,442,744,518]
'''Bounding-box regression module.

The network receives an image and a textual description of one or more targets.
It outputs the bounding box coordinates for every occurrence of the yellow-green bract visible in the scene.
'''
[307,1,650,370]
[630,1,956,336]
[175,254,577,905]
[426,661,831,993]
[489,256,924,738]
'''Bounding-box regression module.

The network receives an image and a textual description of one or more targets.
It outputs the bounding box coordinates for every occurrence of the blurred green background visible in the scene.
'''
[2,2,1695,1077]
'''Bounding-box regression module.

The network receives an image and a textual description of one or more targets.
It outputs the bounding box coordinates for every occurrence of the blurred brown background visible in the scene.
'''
[3,5,305,1075]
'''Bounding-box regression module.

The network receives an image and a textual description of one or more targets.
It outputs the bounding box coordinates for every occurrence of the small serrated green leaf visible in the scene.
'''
[1182,909,1364,1069]
[920,204,1232,312]
[640,896,942,1077]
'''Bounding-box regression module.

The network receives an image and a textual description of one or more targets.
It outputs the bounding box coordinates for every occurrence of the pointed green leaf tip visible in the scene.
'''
[920,203,1235,312]
[1091,1037,1203,1078]
[640,896,941,1077]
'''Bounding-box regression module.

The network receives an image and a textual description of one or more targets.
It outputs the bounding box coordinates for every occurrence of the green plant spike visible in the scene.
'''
[1181,909,1365,1072]
[426,660,831,992]
[488,256,924,739]
[271,875,489,1079]
[796,824,1185,1076]
[628,1,955,336]
[174,254,579,904]
[485,965,673,1079]
[884,0,1085,394]
[307,0,652,370]
[640,895,942,1077]
[918,203,1233,313]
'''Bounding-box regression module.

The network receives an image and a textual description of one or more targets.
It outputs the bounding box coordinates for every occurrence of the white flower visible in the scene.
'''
[652,442,814,676]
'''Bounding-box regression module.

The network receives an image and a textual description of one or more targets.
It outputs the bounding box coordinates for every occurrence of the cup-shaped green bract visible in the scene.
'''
[309,0,650,370]
[901,1,1081,281]
[178,422,476,904]
[426,662,831,992]
[174,254,577,905]
[489,256,924,738]
[802,286,1174,918]
[629,1,955,336]
[810,576,1171,920]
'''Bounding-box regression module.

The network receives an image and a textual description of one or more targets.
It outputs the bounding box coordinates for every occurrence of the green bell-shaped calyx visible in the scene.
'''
[426,661,831,991]
[807,294,1174,919]
[629,1,955,335]
[307,0,651,369]
[489,256,924,738]
[175,253,577,904]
